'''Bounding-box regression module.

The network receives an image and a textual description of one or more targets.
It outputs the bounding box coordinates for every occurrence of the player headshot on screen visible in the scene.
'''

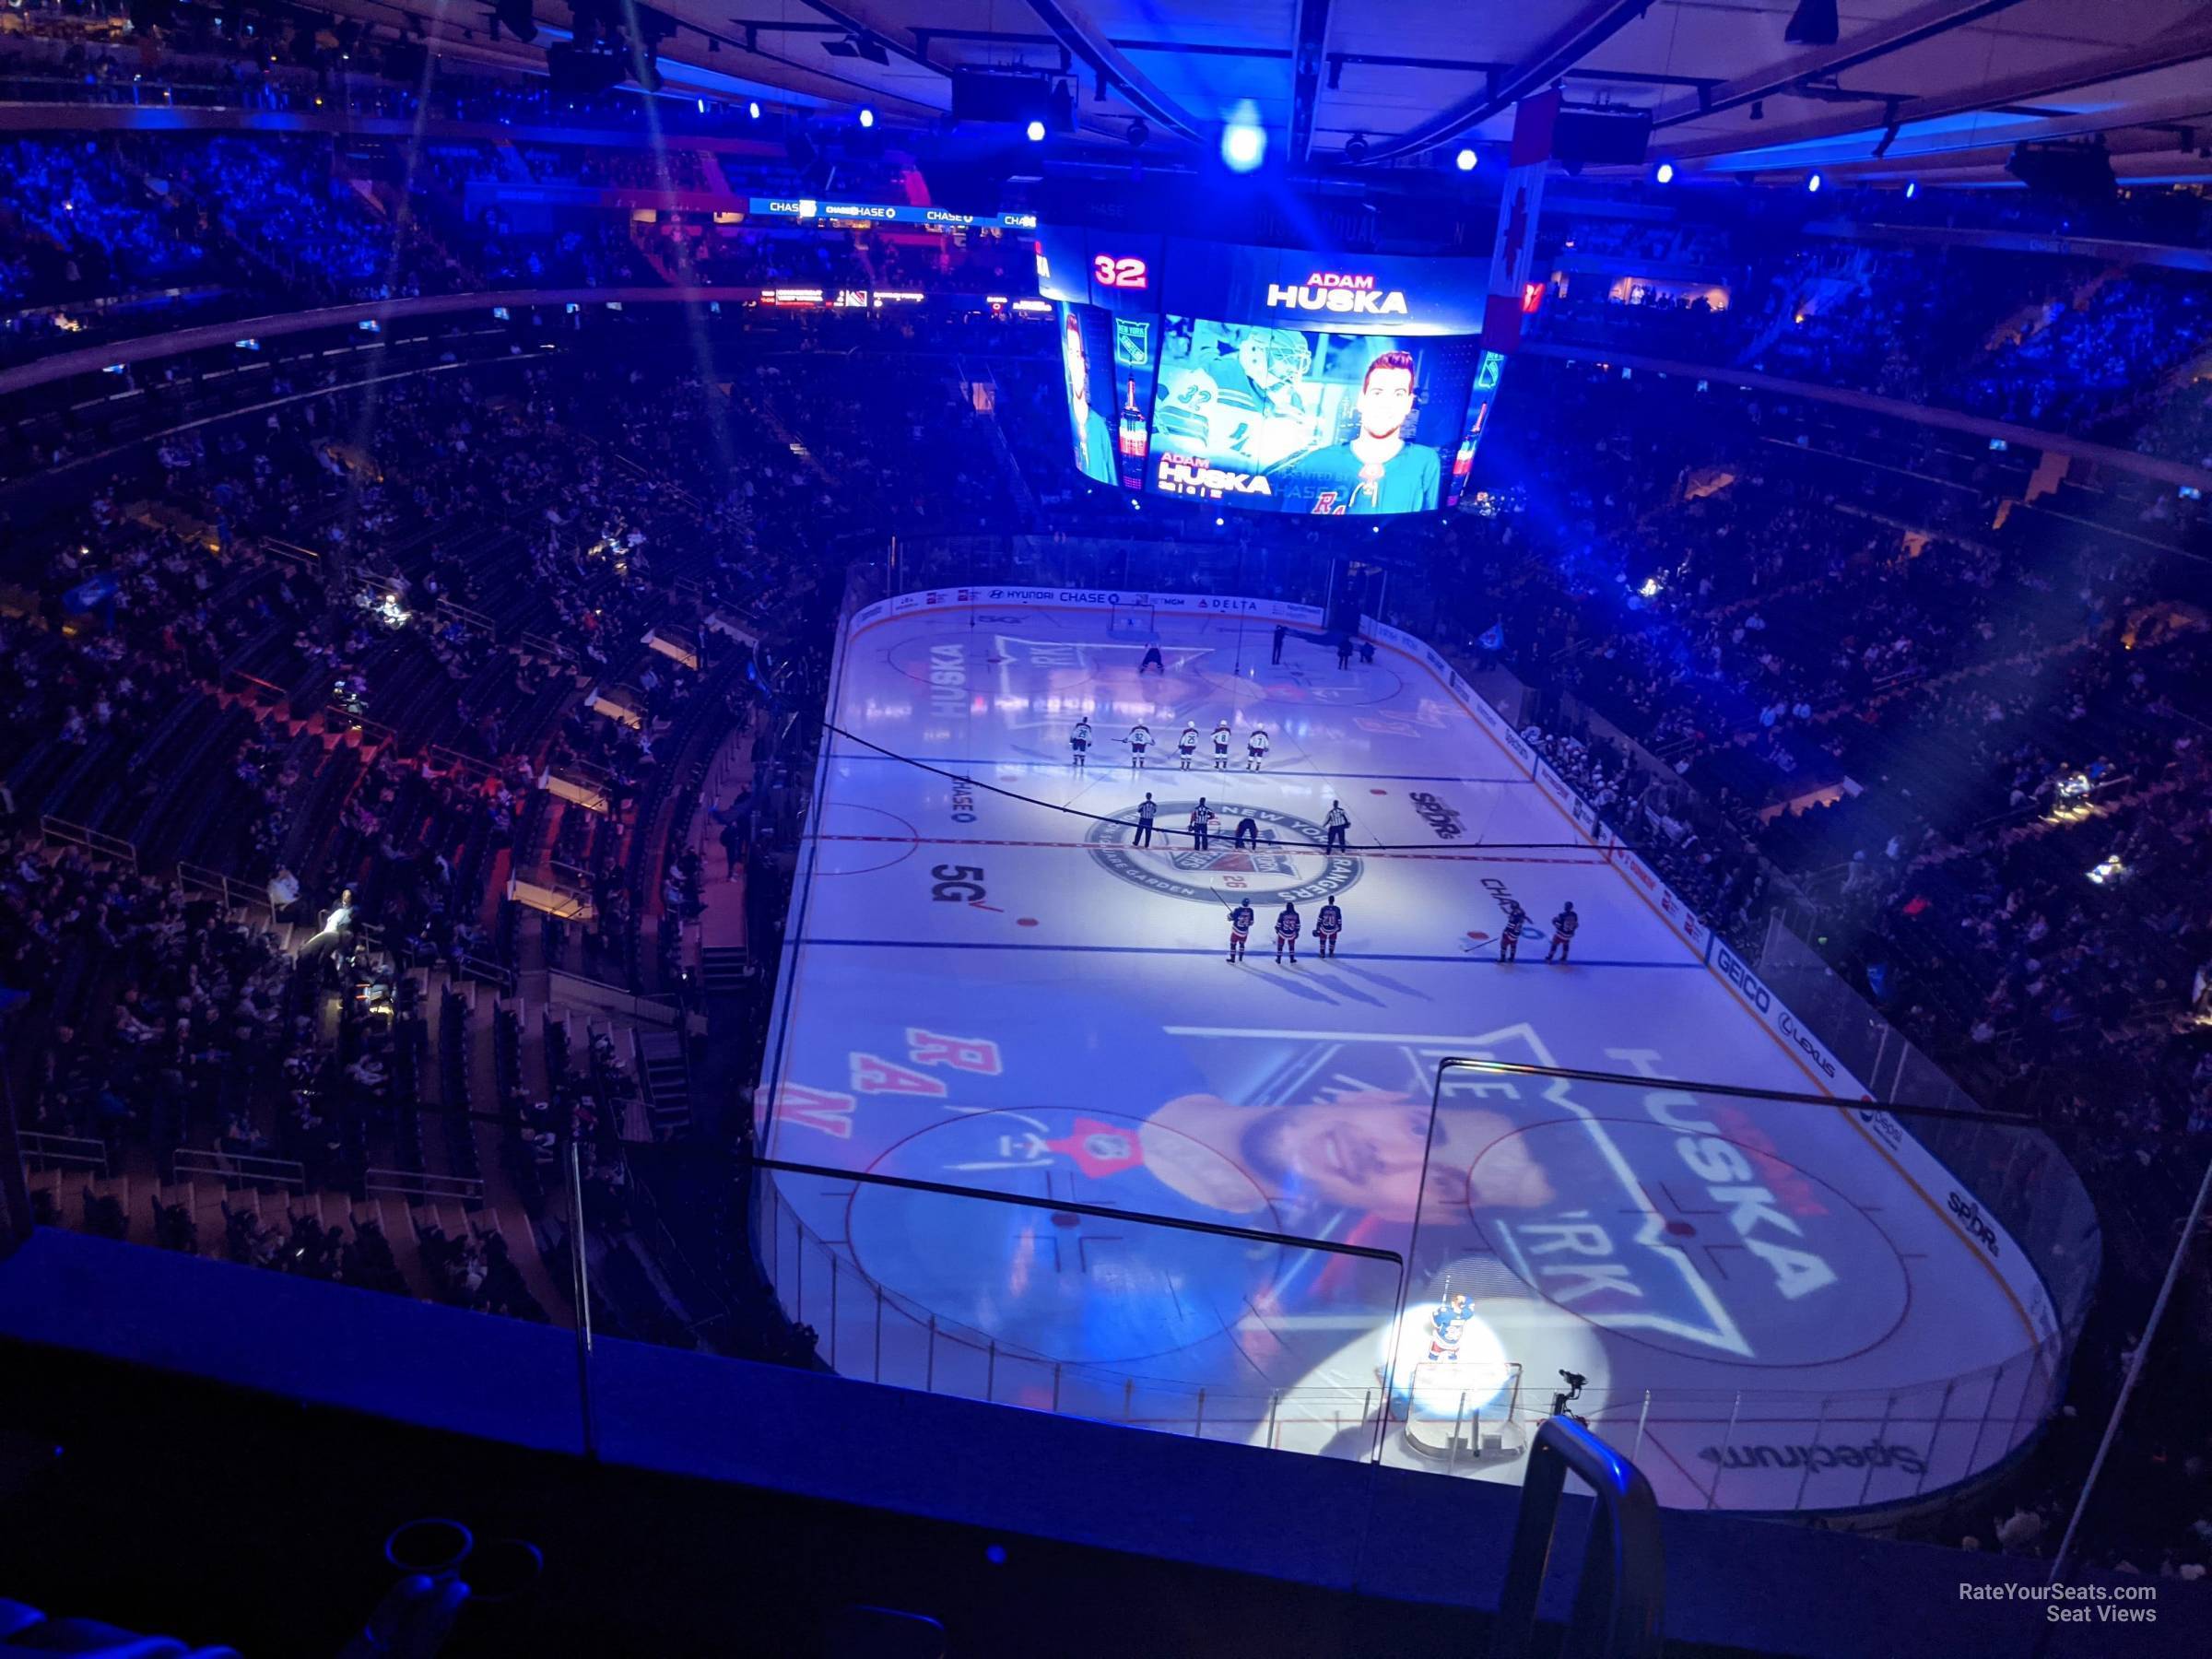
[1137,1088,1554,1225]
[1300,348,1442,514]
[1063,312,1117,483]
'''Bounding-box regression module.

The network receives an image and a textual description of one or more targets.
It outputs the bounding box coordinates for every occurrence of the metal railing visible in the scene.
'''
[172,1147,306,1191]
[17,1131,109,1176]
[364,1168,486,1206]
[39,815,137,871]
[1494,1418,1665,1659]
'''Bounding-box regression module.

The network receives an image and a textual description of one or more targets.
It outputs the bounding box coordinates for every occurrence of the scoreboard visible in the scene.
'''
[1034,226,1501,516]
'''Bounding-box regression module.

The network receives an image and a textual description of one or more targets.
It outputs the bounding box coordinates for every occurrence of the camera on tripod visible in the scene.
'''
[1549,1369,1588,1419]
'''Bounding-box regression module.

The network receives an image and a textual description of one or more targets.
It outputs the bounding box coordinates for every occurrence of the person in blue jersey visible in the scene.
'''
[1064,312,1117,483]
[1299,349,1441,515]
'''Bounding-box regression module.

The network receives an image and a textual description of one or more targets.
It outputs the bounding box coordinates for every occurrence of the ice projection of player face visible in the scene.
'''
[767,970,1903,1397]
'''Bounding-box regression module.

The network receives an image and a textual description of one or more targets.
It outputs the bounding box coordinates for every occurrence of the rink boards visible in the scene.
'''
[753,588,2059,1512]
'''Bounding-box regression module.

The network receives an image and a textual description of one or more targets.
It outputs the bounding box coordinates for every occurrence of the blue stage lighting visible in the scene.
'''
[1655,160,1675,183]
[1806,171,1822,193]
[1454,148,1477,172]
[1221,101,1265,172]
[1026,120,1045,143]
[859,107,875,129]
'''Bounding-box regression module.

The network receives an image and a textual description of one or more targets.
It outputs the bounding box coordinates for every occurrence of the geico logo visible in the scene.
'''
[1947,1191,2000,1256]
[1158,460,1274,494]
[1717,947,1773,1013]
[1407,792,1465,840]
[1645,1090,1839,1302]
[1263,283,1410,315]
[1777,1010,1839,1080]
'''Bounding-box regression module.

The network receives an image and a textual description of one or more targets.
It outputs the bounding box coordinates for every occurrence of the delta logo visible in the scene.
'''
[1265,270,1410,316]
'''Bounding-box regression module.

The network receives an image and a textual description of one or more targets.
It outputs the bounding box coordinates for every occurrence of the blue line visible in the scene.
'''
[826,753,1534,786]
[794,938,1705,969]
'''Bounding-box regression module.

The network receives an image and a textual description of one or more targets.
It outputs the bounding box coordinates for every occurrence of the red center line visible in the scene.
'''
[812,832,1608,865]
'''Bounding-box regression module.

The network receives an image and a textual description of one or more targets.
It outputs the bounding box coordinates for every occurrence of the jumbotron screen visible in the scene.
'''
[1038,227,1496,516]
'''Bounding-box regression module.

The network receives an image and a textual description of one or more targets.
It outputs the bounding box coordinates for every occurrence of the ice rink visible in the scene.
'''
[755,596,2057,1511]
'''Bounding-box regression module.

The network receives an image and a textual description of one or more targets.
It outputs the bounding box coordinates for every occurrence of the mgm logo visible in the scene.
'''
[1085,802,1360,907]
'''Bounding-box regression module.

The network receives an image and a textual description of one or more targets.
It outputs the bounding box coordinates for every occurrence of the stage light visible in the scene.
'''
[1026,119,1045,143]
[697,99,707,114]
[858,107,875,129]
[1221,100,1266,173]
[1654,160,1675,183]
[748,100,761,120]
[1806,171,1822,194]
[1126,118,1149,147]
[1345,133,1370,164]
[1905,180,1917,198]
[1454,147,1477,172]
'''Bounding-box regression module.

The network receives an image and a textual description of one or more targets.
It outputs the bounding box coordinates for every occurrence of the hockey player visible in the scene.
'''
[1212,719,1232,771]
[1314,898,1343,958]
[1177,723,1200,770]
[1425,1293,1474,1362]
[1322,801,1350,853]
[1246,728,1271,771]
[1499,902,1528,963]
[1226,900,1255,963]
[1127,722,1152,769]
[1070,717,1091,770]
[1189,798,1215,851]
[1547,900,1580,963]
[1274,900,1301,964]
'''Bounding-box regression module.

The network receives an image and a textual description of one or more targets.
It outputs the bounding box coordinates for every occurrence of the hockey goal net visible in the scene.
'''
[1396,1360,1527,1467]
[1107,600,1157,639]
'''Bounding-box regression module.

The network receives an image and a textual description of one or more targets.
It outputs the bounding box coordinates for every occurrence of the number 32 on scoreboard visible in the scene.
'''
[1092,254,1147,290]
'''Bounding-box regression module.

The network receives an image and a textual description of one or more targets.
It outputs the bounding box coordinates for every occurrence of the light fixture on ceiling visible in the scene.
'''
[1345,132,1370,164]
[1454,147,1477,172]
[1654,160,1675,183]
[1221,100,1266,172]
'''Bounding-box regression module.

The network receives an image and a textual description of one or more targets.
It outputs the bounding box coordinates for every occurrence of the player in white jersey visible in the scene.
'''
[1212,720,1232,771]
[1177,723,1200,769]
[1127,723,1152,769]
[1070,717,1092,770]
[1246,729,1271,771]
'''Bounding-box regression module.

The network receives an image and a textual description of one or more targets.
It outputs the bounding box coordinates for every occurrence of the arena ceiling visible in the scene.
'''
[370,0,2212,185]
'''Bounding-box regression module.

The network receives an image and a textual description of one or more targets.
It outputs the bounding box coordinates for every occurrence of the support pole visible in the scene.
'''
[2051,1148,2212,1583]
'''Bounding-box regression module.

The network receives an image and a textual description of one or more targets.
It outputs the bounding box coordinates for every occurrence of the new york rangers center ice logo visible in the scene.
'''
[1084,801,1360,907]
